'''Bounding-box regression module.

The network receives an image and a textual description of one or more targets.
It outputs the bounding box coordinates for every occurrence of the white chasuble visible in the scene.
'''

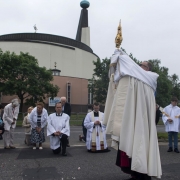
[47,113,70,150]
[103,49,162,178]
[84,111,107,151]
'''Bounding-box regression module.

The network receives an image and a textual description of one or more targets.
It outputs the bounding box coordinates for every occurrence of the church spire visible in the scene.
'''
[76,0,90,47]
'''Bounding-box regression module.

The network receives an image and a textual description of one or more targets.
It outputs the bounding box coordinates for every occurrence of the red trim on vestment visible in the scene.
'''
[120,151,130,167]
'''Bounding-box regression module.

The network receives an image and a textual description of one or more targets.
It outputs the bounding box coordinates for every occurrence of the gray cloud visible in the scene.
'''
[0,0,180,77]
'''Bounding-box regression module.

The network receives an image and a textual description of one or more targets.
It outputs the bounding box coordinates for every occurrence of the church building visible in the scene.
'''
[0,0,98,112]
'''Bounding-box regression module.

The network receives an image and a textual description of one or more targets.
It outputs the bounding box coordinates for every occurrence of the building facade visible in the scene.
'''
[0,0,97,112]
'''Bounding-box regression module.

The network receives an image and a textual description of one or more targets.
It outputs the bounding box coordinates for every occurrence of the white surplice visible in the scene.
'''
[103,49,162,178]
[47,113,70,150]
[162,104,180,132]
[84,111,107,150]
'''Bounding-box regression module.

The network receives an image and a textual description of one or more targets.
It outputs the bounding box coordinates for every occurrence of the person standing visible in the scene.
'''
[162,97,180,153]
[3,99,19,149]
[61,97,71,117]
[103,23,161,179]
[60,97,71,147]
[22,106,33,145]
[29,102,48,150]
[47,102,70,156]
[84,102,109,152]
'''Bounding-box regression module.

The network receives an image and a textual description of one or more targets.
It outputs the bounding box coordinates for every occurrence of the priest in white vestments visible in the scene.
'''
[103,23,162,179]
[47,102,70,156]
[84,102,110,153]
[162,97,180,153]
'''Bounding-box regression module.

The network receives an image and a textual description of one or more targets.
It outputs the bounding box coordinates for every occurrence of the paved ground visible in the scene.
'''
[0,126,179,180]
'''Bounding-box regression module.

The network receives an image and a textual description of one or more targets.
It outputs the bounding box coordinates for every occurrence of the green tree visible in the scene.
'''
[89,48,180,108]
[121,50,180,107]
[88,58,110,104]
[149,59,172,107]
[169,73,180,101]
[0,49,59,112]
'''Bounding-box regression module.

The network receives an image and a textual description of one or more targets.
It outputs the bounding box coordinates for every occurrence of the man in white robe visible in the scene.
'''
[47,102,70,156]
[84,102,109,153]
[3,99,19,149]
[103,49,162,179]
[162,97,180,153]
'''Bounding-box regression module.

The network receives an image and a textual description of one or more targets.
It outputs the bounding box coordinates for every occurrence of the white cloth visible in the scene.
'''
[103,49,162,178]
[103,74,117,129]
[3,103,19,130]
[29,107,48,129]
[162,104,180,132]
[47,113,70,150]
[111,49,158,91]
[84,111,107,150]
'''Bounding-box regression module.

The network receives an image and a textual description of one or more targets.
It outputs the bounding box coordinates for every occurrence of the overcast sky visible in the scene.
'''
[0,0,180,77]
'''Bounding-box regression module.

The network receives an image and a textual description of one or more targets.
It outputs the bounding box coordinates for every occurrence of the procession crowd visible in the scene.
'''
[0,97,110,157]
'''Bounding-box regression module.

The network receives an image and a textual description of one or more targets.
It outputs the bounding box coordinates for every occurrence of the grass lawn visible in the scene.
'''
[17,113,178,140]
[17,114,164,126]
[157,132,180,140]
[157,119,164,125]
[17,113,85,126]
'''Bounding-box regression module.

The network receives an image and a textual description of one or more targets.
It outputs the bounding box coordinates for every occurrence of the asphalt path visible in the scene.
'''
[0,126,179,180]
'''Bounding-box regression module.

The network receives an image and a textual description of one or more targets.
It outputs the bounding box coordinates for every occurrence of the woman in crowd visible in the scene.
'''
[29,102,48,150]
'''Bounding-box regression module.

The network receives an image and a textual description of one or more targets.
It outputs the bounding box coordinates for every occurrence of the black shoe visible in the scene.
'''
[62,153,67,156]
[167,147,173,152]
[79,135,82,141]
[174,148,180,153]
[66,144,70,147]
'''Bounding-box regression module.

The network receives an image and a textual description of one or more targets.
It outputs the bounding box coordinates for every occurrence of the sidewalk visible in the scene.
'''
[0,126,169,149]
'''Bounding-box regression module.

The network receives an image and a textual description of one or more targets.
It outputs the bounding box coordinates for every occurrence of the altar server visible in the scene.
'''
[47,102,70,156]
[162,97,180,153]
